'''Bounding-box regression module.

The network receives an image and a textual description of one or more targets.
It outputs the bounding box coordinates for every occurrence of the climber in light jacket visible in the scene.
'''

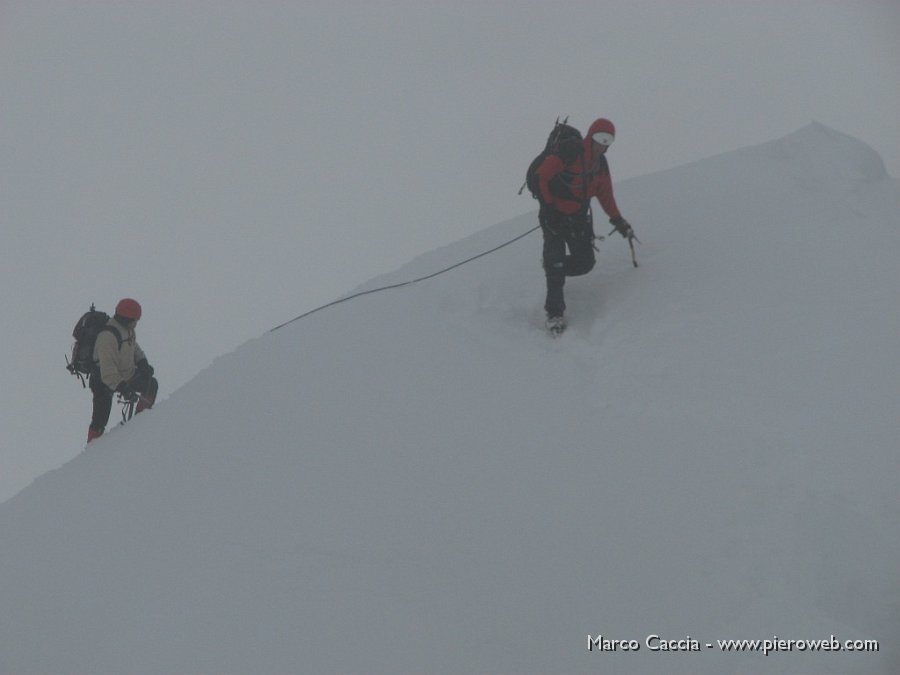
[87,298,158,443]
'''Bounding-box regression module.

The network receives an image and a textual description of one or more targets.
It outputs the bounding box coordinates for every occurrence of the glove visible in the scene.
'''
[610,216,635,240]
[136,359,154,377]
[116,380,136,398]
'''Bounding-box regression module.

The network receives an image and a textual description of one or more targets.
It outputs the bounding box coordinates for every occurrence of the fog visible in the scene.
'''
[2,1,898,502]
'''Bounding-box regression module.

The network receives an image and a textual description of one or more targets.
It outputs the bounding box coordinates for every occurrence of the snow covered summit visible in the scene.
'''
[1,124,898,674]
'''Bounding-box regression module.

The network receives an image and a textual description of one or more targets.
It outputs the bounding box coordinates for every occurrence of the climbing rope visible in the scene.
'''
[270,225,542,332]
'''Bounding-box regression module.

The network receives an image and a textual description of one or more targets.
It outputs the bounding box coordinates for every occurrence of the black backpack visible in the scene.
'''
[66,304,122,384]
[521,118,584,202]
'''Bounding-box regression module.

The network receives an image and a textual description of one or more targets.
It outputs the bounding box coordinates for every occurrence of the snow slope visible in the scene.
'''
[1,123,898,674]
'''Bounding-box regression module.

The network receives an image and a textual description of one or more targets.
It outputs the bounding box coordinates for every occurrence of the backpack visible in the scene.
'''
[521,118,584,202]
[66,304,122,384]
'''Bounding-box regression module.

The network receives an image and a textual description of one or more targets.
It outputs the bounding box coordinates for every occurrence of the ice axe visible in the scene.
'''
[609,228,641,268]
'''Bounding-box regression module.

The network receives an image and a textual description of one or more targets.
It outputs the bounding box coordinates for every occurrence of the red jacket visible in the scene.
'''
[536,118,621,219]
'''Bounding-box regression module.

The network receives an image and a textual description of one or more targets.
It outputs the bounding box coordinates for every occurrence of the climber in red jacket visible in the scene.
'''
[535,117,635,331]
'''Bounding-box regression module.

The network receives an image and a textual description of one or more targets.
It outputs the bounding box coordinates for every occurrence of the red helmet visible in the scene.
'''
[115,298,142,320]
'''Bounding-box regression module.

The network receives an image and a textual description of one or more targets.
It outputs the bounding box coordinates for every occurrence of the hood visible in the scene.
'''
[583,117,616,165]
[587,117,615,138]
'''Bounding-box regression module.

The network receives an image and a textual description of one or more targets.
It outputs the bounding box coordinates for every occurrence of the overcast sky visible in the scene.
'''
[2,0,898,503]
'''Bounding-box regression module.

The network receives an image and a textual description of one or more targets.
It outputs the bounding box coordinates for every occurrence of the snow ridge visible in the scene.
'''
[1,124,898,675]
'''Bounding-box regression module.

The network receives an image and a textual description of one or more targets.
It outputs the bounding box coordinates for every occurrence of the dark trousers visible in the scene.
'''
[89,370,158,432]
[540,208,596,317]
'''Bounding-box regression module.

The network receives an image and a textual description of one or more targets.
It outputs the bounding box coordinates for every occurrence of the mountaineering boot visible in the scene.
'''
[545,314,567,336]
[87,426,104,443]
